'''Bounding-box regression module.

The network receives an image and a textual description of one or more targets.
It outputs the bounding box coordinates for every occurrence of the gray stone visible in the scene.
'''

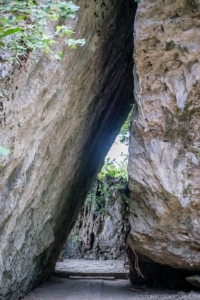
[128,0,200,271]
[186,275,200,288]
[62,178,130,261]
[22,276,200,300]
[0,1,136,299]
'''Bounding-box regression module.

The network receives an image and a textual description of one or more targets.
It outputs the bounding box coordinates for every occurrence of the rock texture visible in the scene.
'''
[128,0,200,274]
[62,178,130,260]
[128,249,193,289]
[186,275,200,288]
[0,1,135,299]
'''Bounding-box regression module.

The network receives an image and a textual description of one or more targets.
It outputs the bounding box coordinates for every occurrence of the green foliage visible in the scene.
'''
[94,197,105,214]
[118,107,133,146]
[93,110,133,213]
[92,178,128,215]
[0,0,85,64]
[72,234,82,243]
[121,193,129,204]
[98,155,128,181]
[195,149,200,156]
[85,183,105,214]
[0,146,11,156]
[98,108,133,181]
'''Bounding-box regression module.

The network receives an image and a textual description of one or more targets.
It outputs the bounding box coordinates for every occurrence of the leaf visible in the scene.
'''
[58,51,63,58]
[0,146,11,156]
[65,29,74,37]
[67,2,79,12]
[0,41,5,47]
[16,15,26,21]
[0,18,7,25]
[0,27,24,39]
[56,25,63,31]
[53,51,63,60]
[0,0,84,63]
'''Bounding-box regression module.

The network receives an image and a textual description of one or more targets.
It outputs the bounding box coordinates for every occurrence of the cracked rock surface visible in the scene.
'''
[0,1,135,299]
[128,0,200,271]
[62,178,130,261]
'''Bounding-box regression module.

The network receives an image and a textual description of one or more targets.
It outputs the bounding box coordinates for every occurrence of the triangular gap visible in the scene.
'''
[55,108,134,279]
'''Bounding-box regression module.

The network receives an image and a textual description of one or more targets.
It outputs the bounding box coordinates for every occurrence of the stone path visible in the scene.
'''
[23,277,200,300]
[56,259,127,274]
[55,259,128,279]
[23,260,200,300]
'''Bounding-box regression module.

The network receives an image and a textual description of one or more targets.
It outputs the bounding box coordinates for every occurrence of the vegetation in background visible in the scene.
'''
[98,155,128,181]
[88,110,132,213]
[96,156,128,213]
[118,108,132,146]
[86,177,129,215]
[195,149,200,156]
[0,0,85,64]
[98,107,133,181]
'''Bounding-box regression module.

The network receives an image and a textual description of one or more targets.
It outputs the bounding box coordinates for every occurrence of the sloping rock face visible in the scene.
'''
[0,1,135,299]
[62,177,129,260]
[129,0,200,275]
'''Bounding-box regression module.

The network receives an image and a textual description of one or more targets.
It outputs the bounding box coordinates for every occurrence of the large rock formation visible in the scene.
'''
[0,1,135,299]
[128,0,200,278]
[62,177,129,260]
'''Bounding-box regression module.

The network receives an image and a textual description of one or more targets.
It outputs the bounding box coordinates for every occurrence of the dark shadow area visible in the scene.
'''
[34,0,137,288]
[129,248,198,291]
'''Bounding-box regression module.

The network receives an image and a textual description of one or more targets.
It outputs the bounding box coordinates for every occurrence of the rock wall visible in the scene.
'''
[62,177,130,261]
[128,0,200,276]
[0,1,136,299]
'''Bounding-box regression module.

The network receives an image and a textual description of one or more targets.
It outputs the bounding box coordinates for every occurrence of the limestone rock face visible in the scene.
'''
[62,178,129,260]
[0,1,135,299]
[129,0,200,272]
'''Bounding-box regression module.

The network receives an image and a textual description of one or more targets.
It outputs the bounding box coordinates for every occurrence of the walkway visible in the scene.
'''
[23,277,200,300]
[55,259,128,279]
[23,260,200,300]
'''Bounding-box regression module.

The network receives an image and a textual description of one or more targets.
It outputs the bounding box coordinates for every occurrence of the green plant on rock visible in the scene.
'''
[118,107,134,146]
[0,0,85,64]
[195,149,200,156]
[122,193,129,204]
[0,146,11,156]
[98,155,128,181]
[86,109,132,214]
[98,108,132,181]
[93,181,106,214]
[72,234,82,243]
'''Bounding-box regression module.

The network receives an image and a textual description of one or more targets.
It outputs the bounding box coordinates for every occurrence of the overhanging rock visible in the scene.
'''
[0,1,136,299]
